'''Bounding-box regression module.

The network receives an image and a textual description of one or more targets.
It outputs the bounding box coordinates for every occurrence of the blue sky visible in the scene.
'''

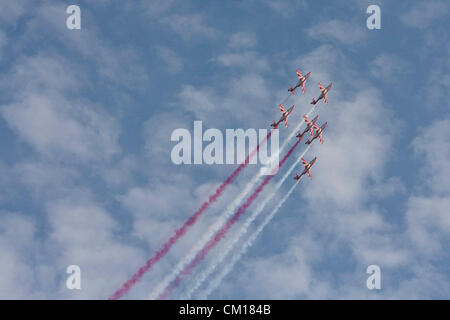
[0,0,449,299]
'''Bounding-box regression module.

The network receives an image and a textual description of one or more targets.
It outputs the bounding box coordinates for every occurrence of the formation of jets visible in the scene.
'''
[270,68,333,183]
[271,70,332,130]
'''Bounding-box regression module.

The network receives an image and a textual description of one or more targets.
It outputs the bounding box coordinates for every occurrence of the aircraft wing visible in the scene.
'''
[301,157,308,166]
[304,115,311,125]
[324,94,328,104]
[279,104,287,115]
[283,106,294,127]
[318,82,325,92]
[319,132,324,144]
[307,170,312,179]
[296,69,303,79]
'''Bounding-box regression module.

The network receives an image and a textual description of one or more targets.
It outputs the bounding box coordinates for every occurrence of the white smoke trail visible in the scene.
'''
[198,181,299,299]
[147,103,315,300]
[182,144,311,299]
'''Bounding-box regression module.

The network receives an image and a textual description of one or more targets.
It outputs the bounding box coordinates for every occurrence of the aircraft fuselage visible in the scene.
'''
[312,84,332,105]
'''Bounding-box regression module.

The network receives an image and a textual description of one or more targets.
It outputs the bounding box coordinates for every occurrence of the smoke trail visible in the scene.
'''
[280,94,292,106]
[109,131,272,300]
[158,139,301,299]
[148,104,311,300]
[147,173,261,299]
[183,145,311,299]
[177,104,316,299]
[199,181,299,299]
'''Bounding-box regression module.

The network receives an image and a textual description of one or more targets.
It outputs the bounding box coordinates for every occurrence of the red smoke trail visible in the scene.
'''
[109,130,272,300]
[280,93,293,106]
[158,139,300,299]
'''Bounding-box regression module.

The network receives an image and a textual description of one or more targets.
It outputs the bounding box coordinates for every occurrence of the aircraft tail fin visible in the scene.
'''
[304,115,310,124]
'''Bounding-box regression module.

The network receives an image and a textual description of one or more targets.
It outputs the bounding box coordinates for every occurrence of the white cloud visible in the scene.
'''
[119,185,198,250]
[239,241,315,298]
[263,0,307,18]
[228,32,257,50]
[371,176,406,198]
[0,213,36,299]
[0,53,121,163]
[13,160,79,199]
[400,0,449,29]
[404,118,450,259]
[179,85,217,119]
[177,71,272,129]
[303,89,393,207]
[46,198,144,299]
[389,264,450,299]
[156,46,183,74]
[216,51,270,71]
[161,14,219,40]
[307,20,365,45]
[141,0,175,18]
[406,196,450,254]
[0,2,156,299]
[2,92,120,163]
[1,53,82,95]
[423,55,450,109]
[120,186,193,221]
[24,2,149,90]
[412,119,450,194]
[370,53,409,80]
[0,0,27,25]
[142,110,194,172]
